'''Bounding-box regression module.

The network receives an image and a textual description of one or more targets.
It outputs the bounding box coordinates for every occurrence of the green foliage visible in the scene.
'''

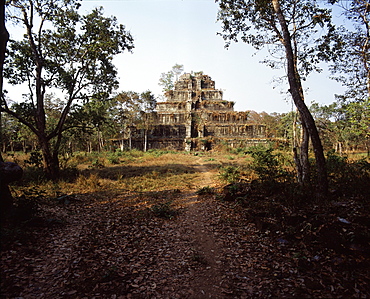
[311,100,370,153]
[90,158,105,169]
[24,151,44,169]
[13,187,45,222]
[146,149,177,157]
[217,0,333,77]
[158,64,184,92]
[2,1,134,179]
[150,201,178,219]
[218,165,240,184]
[323,1,369,102]
[326,150,370,198]
[196,186,215,196]
[246,145,290,183]
[107,153,121,164]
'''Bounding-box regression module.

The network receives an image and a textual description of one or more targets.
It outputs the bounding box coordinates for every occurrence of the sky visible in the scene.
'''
[5,0,346,114]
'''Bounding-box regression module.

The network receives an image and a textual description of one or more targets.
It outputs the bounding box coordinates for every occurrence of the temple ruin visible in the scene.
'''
[123,73,267,151]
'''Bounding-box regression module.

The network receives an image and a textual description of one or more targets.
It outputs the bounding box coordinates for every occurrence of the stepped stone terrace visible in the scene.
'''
[123,73,267,151]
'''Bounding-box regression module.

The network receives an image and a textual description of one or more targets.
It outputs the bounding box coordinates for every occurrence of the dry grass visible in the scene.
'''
[7,150,235,198]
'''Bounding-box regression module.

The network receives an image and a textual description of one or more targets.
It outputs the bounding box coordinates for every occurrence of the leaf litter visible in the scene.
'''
[1,158,370,298]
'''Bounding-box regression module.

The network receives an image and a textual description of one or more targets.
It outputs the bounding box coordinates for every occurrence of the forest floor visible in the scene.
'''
[1,154,370,298]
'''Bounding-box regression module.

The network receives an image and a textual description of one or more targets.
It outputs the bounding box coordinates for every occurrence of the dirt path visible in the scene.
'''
[0,157,287,298]
[3,155,369,298]
[175,159,225,297]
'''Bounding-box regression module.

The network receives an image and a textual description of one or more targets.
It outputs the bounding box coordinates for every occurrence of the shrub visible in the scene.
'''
[90,158,105,168]
[107,153,120,165]
[13,187,45,222]
[218,166,240,184]
[24,151,43,169]
[246,145,290,183]
[150,201,178,219]
[196,186,215,195]
[75,174,101,192]
[326,150,370,199]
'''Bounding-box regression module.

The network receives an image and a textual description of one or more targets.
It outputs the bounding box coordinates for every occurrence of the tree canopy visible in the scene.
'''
[158,64,184,93]
[1,0,134,179]
[216,0,336,194]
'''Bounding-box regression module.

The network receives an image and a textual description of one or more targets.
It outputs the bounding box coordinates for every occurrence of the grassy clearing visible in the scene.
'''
[6,148,369,202]
[7,150,224,199]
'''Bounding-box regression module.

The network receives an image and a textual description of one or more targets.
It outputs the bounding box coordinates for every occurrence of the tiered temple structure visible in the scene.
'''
[125,73,267,151]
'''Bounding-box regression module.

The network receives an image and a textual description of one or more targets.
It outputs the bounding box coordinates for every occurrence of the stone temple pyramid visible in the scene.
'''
[122,73,267,151]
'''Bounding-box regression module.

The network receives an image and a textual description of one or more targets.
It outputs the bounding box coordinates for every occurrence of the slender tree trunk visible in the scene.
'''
[129,128,132,150]
[292,112,303,183]
[144,129,148,152]
[100,130,104,151]
[300,120,310,185]
[0,0,8,162]
[272,0,328,195]
[38,134,59,180]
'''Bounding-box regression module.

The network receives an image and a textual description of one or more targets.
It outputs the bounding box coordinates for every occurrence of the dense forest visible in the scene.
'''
[1,0,370,298]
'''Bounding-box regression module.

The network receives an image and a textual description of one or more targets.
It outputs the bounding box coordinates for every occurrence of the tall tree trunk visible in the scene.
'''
[292,112,303,183]
[144,129,148,152]
[0,0,23,210]
[0,0,8,161]
[272,0,328,195]
[38,134,59,180]
[300,120,310,185]
[129,128,132,150]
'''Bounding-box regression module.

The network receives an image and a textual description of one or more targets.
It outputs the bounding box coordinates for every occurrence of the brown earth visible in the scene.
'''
[1,158,369,298]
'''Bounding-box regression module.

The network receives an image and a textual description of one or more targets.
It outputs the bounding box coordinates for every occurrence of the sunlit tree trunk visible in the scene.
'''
[272,0,328,195]
[144,129,148,152]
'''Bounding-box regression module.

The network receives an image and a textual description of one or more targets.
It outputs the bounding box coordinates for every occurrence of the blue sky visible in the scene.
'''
[5,0,346,114]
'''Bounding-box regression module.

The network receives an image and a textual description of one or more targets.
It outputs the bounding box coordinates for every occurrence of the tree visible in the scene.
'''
[113,90,156,151]
[138,90,156,152]
[1,0,23,211]
[158,64,184,93]
[326,0,369,100]
[1,0,134,179]
[311,100,370,154]
[217,0,332,194]
[0,0,9,159]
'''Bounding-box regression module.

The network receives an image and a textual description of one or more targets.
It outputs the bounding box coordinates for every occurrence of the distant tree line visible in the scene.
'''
[1,90,156,153]
[2,95,368,155]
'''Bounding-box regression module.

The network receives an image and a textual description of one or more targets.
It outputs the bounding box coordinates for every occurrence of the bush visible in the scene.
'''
[90,158,105,168]
[246,145,291,183]
[107,153,120,165]
[150,201,178,219]
[196,186,215,195]
[326,150,370,198]
[218,166,240,184]
[75,174,101,192]
[13,187,45,222]
[24,151,43,169]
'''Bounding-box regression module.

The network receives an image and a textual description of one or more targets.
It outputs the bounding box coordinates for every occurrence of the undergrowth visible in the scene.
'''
[149,201,179,219]
[219,146,370,206]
